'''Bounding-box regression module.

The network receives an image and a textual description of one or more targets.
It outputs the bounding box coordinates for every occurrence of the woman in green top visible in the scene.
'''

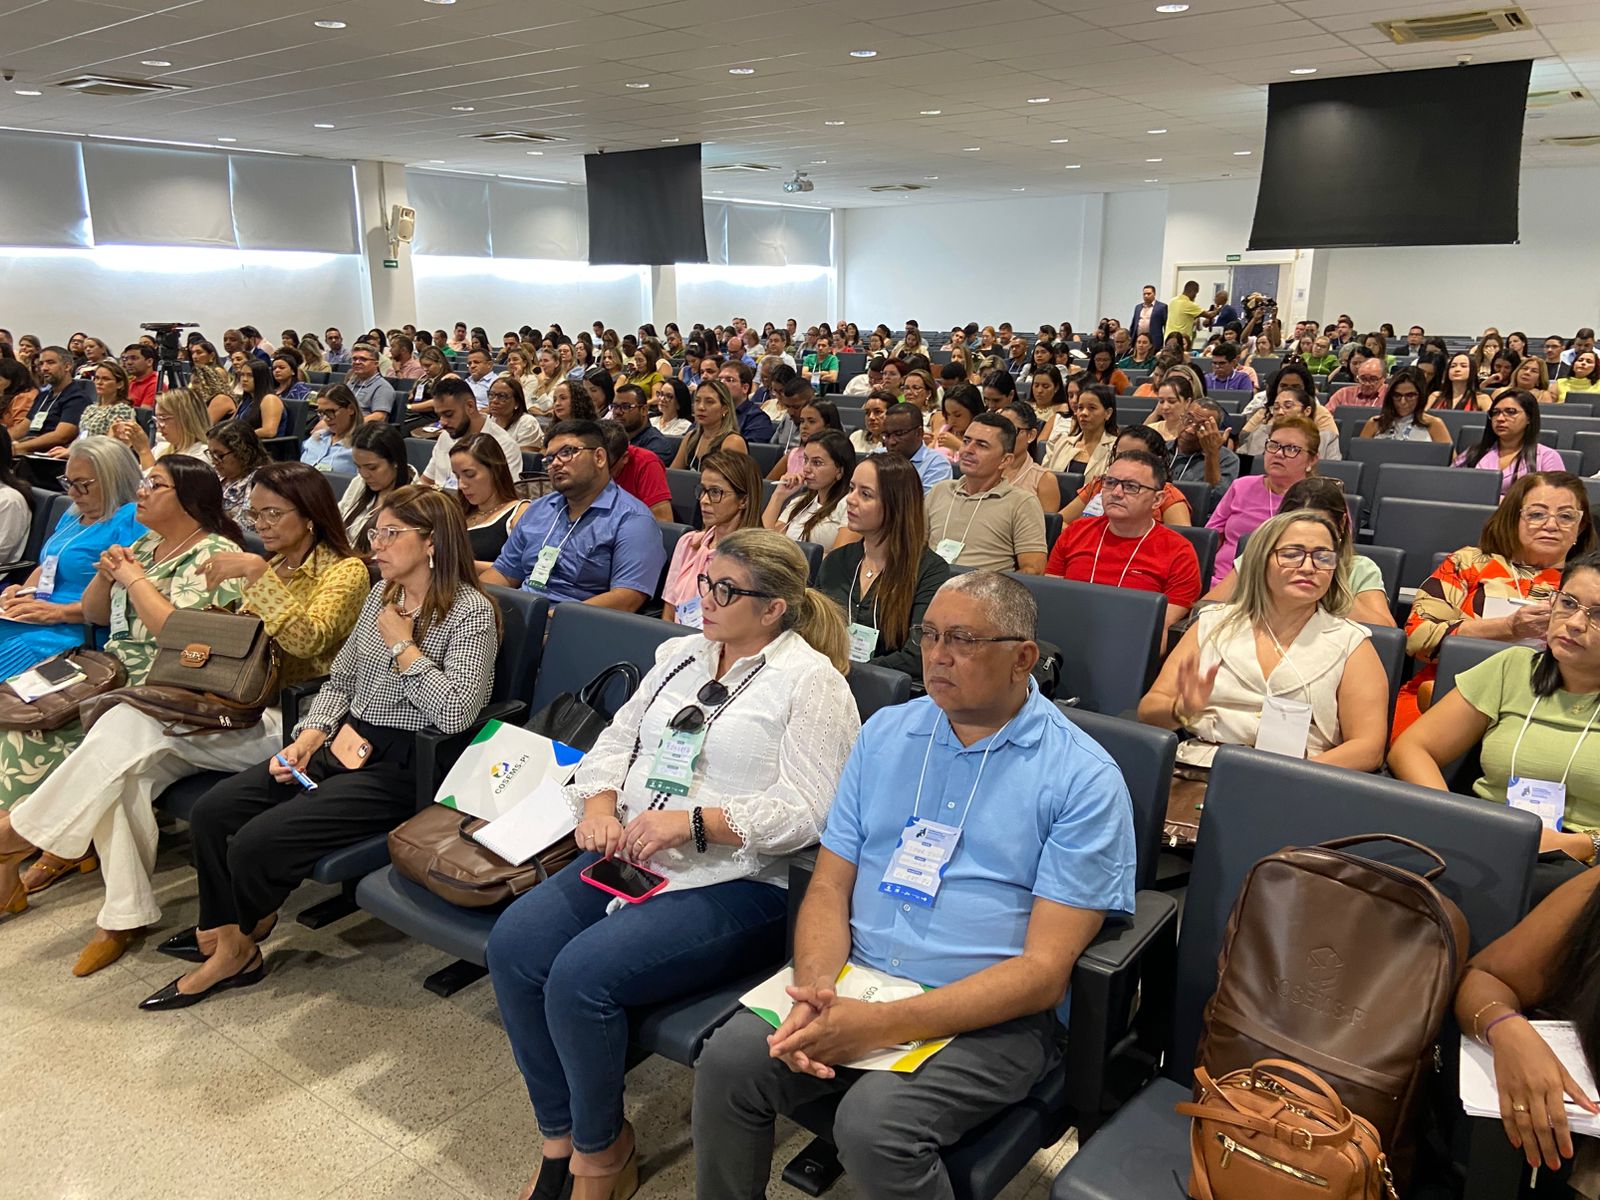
[814,454,949,681]
[0,455,246,813]
[1553,350,1600,403]
[1118,331,1157,372]
[1391,551,1600,897]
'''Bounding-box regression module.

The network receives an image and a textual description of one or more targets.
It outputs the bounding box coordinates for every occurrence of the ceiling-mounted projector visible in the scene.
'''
[783,171,814,194]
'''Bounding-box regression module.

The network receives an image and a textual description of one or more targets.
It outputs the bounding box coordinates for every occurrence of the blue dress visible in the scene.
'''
[0,502,146,680]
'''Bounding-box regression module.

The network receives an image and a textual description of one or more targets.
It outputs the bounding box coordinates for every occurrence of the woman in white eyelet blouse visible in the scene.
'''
[486,530,859,1200]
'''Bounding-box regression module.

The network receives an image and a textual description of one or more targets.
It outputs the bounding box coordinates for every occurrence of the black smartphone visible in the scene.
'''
[33,658,83,686]
[581,857,669,903]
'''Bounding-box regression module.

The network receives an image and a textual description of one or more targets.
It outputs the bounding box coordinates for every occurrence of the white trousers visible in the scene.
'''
[10,704,283,931]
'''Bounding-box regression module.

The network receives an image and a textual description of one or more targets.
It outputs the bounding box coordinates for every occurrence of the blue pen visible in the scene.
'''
[275,754,318,791]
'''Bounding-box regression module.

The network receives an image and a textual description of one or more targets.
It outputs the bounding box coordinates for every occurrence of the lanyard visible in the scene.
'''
[849,558,880,631]
[539,503,590,556]
[1260,619,1313,701]
[46,513,100,560]
[1091,520,1155,588]
[1509,694,1600,789]
[938,489,988,548]
[911,712,1015,832]
[622,651,769,790]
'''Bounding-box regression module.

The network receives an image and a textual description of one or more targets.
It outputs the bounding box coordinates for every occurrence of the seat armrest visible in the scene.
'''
[412,700,528,810]
[1064,891,1180,1125]
[280,675,330,732]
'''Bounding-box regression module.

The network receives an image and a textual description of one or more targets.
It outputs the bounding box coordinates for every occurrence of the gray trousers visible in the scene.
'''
[693,1008,1062,1200]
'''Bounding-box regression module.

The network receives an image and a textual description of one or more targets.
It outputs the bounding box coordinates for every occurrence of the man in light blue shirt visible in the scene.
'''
[464,347,500,408]
[879,401,952,492]
[481,419,665,609]
[345,342,396,422]
[695,572,1136,1200]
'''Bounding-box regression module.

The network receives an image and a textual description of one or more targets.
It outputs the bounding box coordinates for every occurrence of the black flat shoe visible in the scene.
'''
[527,1156,573,1200]
[156,927,205,963]
[139,951,265,1011]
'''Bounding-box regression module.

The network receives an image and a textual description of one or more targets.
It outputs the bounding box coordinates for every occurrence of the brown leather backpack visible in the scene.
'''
[1194,835,1468,1184]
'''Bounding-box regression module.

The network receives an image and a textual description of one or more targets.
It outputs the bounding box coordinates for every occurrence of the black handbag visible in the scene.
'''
[524,661,642,752]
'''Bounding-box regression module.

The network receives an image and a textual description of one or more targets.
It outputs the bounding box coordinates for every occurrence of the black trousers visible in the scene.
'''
[188,728,414,932]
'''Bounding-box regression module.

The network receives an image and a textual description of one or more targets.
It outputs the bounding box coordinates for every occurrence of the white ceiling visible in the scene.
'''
[2,0,1599,207]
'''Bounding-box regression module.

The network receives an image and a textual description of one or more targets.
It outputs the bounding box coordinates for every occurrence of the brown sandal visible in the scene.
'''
[21,852,98,895]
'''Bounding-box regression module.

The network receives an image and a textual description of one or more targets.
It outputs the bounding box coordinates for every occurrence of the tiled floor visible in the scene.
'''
[0,833,1076,1200]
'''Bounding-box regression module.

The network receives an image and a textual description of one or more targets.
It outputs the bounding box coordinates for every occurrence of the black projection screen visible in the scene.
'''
[585,143,707,264]
[1249,60,1531,250]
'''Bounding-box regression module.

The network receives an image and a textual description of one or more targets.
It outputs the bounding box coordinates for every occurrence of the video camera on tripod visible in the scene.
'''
[140,321,199,390]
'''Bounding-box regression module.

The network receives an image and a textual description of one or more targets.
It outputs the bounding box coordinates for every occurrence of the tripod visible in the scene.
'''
[156,356,188,391]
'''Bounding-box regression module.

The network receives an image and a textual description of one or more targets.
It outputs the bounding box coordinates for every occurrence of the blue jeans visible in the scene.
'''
[486,852,789,1152]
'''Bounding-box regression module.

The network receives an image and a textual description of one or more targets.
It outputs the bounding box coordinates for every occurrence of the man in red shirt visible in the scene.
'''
[1046,448,1200,639]
[599,420,672,521]
[121,343,159,407]
[1325,354,1387,412]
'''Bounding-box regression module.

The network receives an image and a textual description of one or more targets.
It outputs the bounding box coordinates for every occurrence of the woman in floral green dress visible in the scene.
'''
[0,455,245,813]
[47,361,136,456]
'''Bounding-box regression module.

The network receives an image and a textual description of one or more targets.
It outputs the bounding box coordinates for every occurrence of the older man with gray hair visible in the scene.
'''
[693,571,1136,1200]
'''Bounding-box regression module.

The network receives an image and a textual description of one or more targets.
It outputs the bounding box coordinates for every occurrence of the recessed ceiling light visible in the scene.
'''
[1064,163,1081,169]
[217,136,237,143]
[450,105,475,111]
[1049,138,1070,144]
[810,159,827,164]
[1011,187,1026,191]
[14,88,41,96]
[1155,3,1189,11]
[729,67,755,75]
[426,159,445,163]
[625,82,650,88]
[313,19,346,28]
[141,59,171,67]
[849,49,877,58]
[1233,149,1252,156]
[924,175,939,180]
[424,0,457,4]
[825,120,845,126]
[1146,157,1163,162]
[1027,97,1050,104]
[314,122,336,128]
[1145,177,1159,182]
[920,110,941,116]
[1147,128,1167,134]
[1290,67,1317,75]
[711,189,724,194]
[661,137,680,143]
[963,146,981,151]
[526,149,543,155]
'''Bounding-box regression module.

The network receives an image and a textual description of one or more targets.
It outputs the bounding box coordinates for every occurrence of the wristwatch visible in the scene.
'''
[389,638,415,660]
[1587,830,1600,866]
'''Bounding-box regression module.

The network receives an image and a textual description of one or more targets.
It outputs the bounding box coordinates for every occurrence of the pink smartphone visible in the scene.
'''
[581,857,668,903]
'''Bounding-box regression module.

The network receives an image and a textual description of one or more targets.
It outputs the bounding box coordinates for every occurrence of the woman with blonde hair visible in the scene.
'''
[297,334,328,373]
[488,527,856,1200]
[670,379,749,471]
[112,388,212,470]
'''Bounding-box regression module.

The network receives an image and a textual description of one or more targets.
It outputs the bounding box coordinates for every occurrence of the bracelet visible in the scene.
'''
[1471,999,1512,1040]
[691,806,708,854]
[1170,696,1192,729]
[1482,1011,1525,1045]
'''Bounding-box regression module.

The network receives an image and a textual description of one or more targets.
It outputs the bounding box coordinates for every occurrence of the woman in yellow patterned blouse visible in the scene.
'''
[0,461,369,975]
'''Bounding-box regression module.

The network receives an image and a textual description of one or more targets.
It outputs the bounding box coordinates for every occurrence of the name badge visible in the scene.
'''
[847,622,877,663]
[934,538,964,565]
[1255,695,1312,759]
[37,556,59,598]
[675,596,704,629]
[29,407,48,432]
[528,544,560,587]
[878,817,962,907]
[645,725,705,796]
[1508,776,1565,831]
[109,587,130,639]
[1083,493,1104,518]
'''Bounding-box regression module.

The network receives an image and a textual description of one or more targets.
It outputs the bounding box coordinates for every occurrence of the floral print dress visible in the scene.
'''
[0,530,242,809]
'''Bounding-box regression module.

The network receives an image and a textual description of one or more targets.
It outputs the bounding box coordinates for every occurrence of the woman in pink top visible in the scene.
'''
[1454,390,1565,496]
[659,450,764,627]
[1205,414,1318,585]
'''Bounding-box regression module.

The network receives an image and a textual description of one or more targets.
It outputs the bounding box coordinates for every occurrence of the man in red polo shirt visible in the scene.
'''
[599,419,671,521]
[1046,448,1200,639]
[121,343,160,407]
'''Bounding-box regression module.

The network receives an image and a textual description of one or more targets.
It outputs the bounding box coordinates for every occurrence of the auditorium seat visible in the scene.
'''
[1370,462,1500,520]
[1347,435,1454,476]
[1008,575,1163,715]
[1171,477,1212,523]
[404,438,433,475]
[1370,498,1496,588]
[1,488,71,582]
[1431,634,1505,790]
[1171,524,1218,589]
[747,442,785,475]
[666,468,698,526]
[1051,746,1540,1200]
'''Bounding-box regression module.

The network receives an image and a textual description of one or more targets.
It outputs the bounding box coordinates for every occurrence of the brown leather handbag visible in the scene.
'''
[144,608,279,707]
[388,805,579,908]
[0,649,126,732]
[1176,1060,1397,1200]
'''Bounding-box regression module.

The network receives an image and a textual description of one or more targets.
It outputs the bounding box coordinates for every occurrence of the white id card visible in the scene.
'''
[1508,776,1565,831]
[36,556,59,597]
[675,596,704,629]
[528,544,560,587]
[28,407,47,432]
[877,817,961,907]
[109,587,130,638]
[934,538,964,565]
[1255,695,1312,759]
[847,622,877,663]
[1082,493,1104,517]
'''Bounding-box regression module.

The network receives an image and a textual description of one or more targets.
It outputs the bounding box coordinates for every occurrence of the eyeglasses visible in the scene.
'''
[63,476,97,496]
[1273,546,1339,571]
[1490,407,1523,419]
[546,444,595,464]
[315,406,342,420]
[697,485,742,505]
[696,573,774,608]
[668,679,733,734]
[1552,591,1600,630]
[245,506,295,526]
[1521,507,1582,529]
[1263,440,1307,458]
[908,624,1028,655]
[1388,389,1421,400]
[610,401,643,413]
[137,474,172,494]
[369,525,420,547]
[1101,475,1157,496]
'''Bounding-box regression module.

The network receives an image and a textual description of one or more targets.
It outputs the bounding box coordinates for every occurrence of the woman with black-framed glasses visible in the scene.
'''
[487,528,857,1200]
[660,450,763,627]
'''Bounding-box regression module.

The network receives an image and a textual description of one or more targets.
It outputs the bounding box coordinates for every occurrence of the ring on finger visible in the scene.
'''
[1512,1101,1530,1113]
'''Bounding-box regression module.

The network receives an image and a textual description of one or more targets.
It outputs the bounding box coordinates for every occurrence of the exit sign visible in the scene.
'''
[383,258,399,269]
[1225,254,1241,262]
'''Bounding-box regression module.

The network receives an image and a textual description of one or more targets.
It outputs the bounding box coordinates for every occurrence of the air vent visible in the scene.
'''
[56,74,190,96]
[705,162,780,173]
[463,130,568,144]
[1540,135,1600,148]
[1374,7,1529,44]
[868,183,926,192]
[1528,88,1590,108]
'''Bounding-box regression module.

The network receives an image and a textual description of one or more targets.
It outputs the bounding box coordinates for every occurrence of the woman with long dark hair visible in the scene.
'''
[1358,365,1451,444]
[340,422,415,552]
[1455,390,1564,495]
[213,357,286,440]
[207,419,272,532]
[1429,351,1490,412]
[451,431,530,568]
[763,429,853,552]
[142,486,499,1008]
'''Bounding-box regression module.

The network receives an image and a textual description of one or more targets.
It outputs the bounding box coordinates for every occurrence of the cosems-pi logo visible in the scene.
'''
[490,761,512,779]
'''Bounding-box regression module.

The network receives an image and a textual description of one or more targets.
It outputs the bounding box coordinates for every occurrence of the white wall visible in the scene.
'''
[1311,166,1600,336]
[411,256,650,336]
[674,264,834,329]
[1099,189,1168,328]
[0,246,368,348]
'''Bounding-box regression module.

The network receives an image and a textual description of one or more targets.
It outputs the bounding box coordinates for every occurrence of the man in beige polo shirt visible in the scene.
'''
[924,411,1049,573]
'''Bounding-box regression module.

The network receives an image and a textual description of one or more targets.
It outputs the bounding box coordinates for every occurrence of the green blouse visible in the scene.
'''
[109,530,245,683]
